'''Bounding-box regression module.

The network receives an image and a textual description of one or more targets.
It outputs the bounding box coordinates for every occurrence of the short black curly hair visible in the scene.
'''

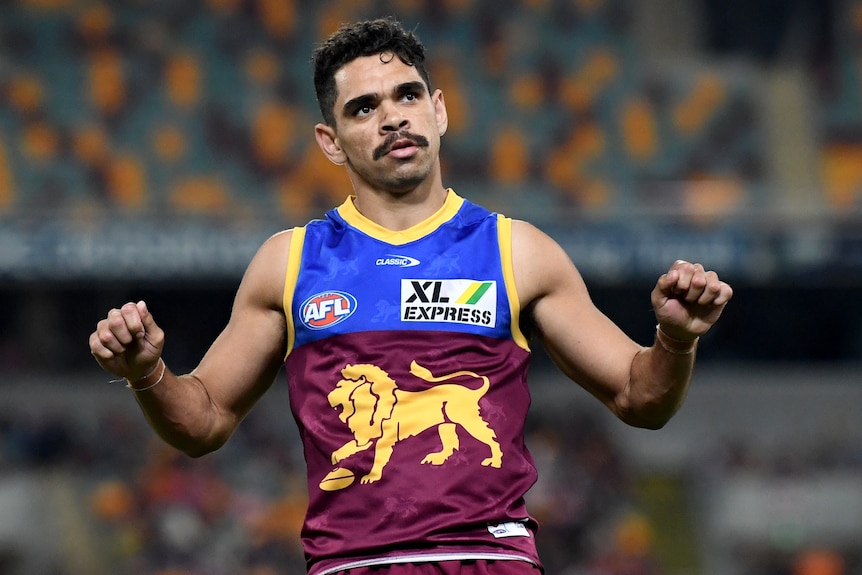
[312,17,431,127]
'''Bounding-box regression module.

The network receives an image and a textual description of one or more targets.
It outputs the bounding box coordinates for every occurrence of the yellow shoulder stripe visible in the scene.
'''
[497,215,530,352]
[283,225,307,359]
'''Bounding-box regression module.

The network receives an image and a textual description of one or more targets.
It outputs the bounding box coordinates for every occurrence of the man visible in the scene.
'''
[89,17,732,575]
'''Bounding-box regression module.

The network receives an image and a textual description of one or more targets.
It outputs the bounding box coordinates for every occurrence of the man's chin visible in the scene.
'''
[378,168,431,193]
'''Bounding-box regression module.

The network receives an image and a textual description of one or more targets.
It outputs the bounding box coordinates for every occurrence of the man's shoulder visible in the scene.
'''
[262,227,299,249]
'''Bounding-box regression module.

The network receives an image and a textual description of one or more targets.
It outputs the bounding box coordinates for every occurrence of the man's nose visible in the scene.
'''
[380,101,408,132]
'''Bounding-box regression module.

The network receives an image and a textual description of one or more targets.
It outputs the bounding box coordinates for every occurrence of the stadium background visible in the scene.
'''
[1,0,861,574]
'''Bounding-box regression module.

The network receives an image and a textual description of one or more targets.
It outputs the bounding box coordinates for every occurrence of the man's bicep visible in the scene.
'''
[513,222,638,405]
[533,280,637,403]
[199,304,285,416]
[192,234,290,419]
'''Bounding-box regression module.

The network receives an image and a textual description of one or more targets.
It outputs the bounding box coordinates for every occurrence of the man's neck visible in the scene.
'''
[350,181,449,231]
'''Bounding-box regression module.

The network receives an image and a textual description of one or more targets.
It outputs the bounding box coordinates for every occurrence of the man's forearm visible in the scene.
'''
[129,369,229,457]
[620,326,698,429]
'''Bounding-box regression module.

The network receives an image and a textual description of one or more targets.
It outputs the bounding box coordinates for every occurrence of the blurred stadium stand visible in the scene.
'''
[1,0,861,574]
[0,0,859,284]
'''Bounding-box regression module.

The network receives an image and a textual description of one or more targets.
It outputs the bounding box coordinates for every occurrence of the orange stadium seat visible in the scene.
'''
[0,139,14,210]
[489,125,530,185]
[821,143,862,208]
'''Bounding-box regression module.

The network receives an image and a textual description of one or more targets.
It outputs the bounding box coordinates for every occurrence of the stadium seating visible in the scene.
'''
[0,0,787,224]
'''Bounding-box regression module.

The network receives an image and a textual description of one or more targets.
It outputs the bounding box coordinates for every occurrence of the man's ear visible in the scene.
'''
[315,123,347,165]
[433,89,449,137]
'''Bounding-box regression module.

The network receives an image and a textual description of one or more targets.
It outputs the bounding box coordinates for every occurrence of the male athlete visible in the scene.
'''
[90,17,733,575]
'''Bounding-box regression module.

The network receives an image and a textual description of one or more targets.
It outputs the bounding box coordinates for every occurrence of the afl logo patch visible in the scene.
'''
[301,291,357,330]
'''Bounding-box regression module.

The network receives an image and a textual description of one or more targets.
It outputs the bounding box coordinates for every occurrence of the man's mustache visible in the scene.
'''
[373,131,429,160]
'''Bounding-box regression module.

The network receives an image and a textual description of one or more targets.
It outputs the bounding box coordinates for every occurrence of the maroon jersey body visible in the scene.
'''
[283,192,542,574]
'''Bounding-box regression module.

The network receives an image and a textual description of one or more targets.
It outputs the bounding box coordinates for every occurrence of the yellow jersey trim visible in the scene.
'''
[497,215,530,352]
[336,189,464,245]
[283,225,307,359]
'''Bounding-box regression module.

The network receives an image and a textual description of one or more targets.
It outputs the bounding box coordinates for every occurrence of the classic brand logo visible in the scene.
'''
[375,254,420,267]
[400,279,496,326]
[301,291,357,330]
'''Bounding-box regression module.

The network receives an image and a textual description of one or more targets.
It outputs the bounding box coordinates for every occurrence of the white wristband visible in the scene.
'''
[125,358,167,391]
[655,325,698,355]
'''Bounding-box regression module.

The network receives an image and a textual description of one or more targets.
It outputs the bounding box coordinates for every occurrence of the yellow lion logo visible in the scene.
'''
[324,361,503,488]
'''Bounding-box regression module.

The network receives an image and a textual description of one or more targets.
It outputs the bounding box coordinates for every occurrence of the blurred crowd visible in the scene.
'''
[2,0,861,225]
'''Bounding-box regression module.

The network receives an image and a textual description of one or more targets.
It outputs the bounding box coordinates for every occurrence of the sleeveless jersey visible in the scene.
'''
[283,190,541,575]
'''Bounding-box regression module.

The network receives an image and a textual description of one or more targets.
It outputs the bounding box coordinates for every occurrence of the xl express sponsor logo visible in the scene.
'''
[401,279,496,326]
[301,291,357,330]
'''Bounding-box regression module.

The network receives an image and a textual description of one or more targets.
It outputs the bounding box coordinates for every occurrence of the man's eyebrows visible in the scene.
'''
[343,93,377,113]
[397,81,427,95]
[342,81,428,113]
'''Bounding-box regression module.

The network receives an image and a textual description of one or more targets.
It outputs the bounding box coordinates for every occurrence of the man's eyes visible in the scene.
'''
[352,93,419,116]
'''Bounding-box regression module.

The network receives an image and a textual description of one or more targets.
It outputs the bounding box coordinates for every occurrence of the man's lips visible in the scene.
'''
[387,140,419,158]
[373,132,429,160]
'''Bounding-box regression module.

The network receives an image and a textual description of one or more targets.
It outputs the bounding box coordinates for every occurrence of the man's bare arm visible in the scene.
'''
[511,221,731,429]
[89,230,292,455]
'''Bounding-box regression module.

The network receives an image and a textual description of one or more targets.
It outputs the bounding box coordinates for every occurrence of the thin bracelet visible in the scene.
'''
[108,358,162,386]
[126,358,167,391]
[655,324,699,355]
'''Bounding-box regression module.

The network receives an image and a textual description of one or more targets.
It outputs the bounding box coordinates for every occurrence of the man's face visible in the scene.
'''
[319,54,447,194]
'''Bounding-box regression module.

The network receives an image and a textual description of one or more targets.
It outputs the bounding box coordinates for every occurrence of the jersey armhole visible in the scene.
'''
[283,225,307,359]
[497,215,530,352]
